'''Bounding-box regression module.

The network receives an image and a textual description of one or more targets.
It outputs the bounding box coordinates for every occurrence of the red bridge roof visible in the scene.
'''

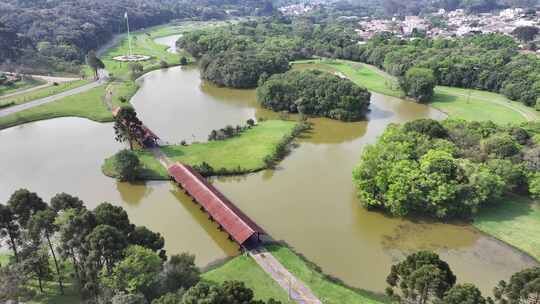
[168,163,266,245]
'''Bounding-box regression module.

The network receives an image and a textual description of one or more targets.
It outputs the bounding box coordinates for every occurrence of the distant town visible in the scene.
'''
[279,3,540,54]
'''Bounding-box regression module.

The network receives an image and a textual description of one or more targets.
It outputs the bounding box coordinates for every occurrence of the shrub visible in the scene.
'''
[114,149,141,182]
[192,162,214,177]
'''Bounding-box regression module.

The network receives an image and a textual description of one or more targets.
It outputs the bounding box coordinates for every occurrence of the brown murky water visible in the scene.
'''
[0,35,537,295]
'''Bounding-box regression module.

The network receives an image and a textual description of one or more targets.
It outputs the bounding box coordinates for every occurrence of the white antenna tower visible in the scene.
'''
[124,12,133,57]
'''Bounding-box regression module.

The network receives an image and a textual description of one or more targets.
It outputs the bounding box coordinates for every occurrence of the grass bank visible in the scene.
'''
[203,255,293,303]
[0,80,90,108]
[102,120,300,180]
[292,59,537,124]
[268,245,389,304]
[0,78,46,96]
[0,85,112,130]
[474,195,540,262]
[204,245,389,304]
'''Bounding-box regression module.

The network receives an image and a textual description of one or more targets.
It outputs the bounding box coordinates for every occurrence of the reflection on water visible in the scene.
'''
[0,48,537,295]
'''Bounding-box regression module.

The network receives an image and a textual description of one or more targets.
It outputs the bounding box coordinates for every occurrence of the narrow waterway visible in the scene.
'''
[0,34,536,294]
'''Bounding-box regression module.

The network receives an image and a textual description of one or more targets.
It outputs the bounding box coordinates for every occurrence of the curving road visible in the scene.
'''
[0,69,108,118]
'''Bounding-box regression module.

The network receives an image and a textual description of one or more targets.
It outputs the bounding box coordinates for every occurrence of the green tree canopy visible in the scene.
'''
[494,266,540,304]
[159,253,200,295]
[257,69,371,121]
[94,202,134,235]
[442,284,487,304]
[114,150,142,182]
[50,192,84,213]
[386,251,456,303]
[102,245,163,301]
[7,189,47,228]
[400,67,436,103]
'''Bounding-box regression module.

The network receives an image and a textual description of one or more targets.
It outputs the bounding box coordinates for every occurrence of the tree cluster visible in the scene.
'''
[207,119,256,141]
[400,67,436,102]
[199,50,289,88]
[353,119,540,219]
[0,188,279,303]
[339,33,540,107]
[257,70,371,121]
[387,250,540,304]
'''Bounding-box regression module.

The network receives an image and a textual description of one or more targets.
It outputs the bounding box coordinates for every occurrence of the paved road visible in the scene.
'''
[250,248,322,304]
[0,69,108,118]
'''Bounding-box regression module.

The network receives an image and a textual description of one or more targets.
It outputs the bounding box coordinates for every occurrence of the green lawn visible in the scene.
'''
[292,59,402,98]
[108,81,139,108]
[0,80,90,107]
[102,120,298,179]
[474,195,540,262]
[0,253,11,266]
[0,85,112,130]
[432,86,538,124]
[99,30,182,79]
[293,59,536,125]
[267,245,389,304]
[203,255,293,303]
[0,78,46,96]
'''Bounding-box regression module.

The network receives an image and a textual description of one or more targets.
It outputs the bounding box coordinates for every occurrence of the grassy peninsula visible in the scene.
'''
[293,59,538,125]
[102,120,301,180]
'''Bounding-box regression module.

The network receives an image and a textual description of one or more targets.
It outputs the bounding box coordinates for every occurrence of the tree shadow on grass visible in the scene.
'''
[432,92,459,104]
[161,146,186,158]
[475,194,536,223]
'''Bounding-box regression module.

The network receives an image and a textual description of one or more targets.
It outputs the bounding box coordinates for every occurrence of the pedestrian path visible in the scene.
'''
[250,248,322,304]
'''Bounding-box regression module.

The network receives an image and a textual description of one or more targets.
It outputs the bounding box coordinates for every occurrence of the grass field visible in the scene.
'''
[267,245,388,304]
[0,78,46,96]
[98,29,183,79]
[102,120,298,179]
[0,85,112,130]
[0,80,90,108]
[203,255,293,303]
[0,253,10,266]
[474,195,540,262]
[292,59,402,98]
[432,86,538,124]
[293,59,537,124]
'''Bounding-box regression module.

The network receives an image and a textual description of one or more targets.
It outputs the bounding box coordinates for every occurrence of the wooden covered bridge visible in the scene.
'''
[168,162,266,248]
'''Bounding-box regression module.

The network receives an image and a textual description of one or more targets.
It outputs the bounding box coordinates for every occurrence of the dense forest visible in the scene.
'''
[0,0,275,73]
[177,16,359,87]
[257,70,371,121]
[353,119,540,219]
[339,33,540,107]
[199,51,289,88]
